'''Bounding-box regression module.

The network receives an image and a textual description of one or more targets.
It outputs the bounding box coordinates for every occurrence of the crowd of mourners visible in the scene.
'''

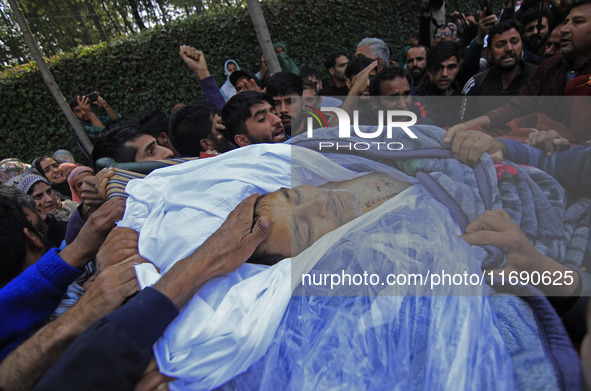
[2,0,591,389]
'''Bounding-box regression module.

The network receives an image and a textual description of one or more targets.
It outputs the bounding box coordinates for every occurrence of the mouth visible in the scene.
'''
[280,115,291,124]
[272,127,286,142]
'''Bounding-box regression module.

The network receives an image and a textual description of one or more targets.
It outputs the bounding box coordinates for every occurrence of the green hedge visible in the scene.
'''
[0,0,494,162]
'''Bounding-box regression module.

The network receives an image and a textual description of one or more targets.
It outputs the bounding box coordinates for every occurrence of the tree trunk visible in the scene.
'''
[127,0,147,30]
[245,0,280,74]
[84,0,108,41]
[100,0,123,36]
[6,0,93,156]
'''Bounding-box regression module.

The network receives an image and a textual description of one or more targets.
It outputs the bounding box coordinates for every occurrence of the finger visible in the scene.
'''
[553,137,570,150]
[468,135,493,166]
[450,129,467,158]
[246,216,271,248]
[545,136,554,157]
[465,209,510,234]
[444,126,459,144]
[461,229,509,249]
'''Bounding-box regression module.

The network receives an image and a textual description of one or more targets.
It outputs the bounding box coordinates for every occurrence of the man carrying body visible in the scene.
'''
[221,91,287,147]
[91,121,174,164]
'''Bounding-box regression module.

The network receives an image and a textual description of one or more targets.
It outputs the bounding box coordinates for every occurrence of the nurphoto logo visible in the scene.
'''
[305,106,418,151]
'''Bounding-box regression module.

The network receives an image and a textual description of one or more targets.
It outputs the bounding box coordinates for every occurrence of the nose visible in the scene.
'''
[279,101,288,113]
[270,112,282,126]
[41,193,52,207]
[441,67,449,77]
[159,146,174,159]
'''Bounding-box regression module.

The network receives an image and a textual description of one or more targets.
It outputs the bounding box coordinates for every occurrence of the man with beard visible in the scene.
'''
[405,44,429,87]
[445,0,591,146]
[320,51,349,97]
[461,21,537,120]
[221,91,288,147]
[520,8,551,60]
[265,72,304,137]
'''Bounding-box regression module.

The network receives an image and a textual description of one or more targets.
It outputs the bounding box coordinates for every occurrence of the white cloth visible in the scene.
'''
[120,144,417,390]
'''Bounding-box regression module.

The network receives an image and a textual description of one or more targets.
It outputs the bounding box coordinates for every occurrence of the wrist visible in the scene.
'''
[195,70,210,79]
[59,241,93,269]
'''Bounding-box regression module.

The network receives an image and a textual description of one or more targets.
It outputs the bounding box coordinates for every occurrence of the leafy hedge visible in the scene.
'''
[0,0,496,162]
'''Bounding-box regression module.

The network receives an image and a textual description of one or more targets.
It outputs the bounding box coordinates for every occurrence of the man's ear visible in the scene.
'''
[23,228,44,251]
[328,67,335,77]
[157,132,171,146]
[345,78,352,90]
[376,57,383,70]
[234,134,251,147]
[200,138,216,151]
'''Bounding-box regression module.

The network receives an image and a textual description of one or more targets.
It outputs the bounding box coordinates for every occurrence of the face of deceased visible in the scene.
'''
[254,185,362,259]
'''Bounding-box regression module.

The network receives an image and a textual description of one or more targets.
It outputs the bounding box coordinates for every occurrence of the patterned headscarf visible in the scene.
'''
[6,174,49,195]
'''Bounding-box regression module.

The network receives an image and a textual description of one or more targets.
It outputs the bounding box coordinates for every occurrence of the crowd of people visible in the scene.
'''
[1,0,591,389]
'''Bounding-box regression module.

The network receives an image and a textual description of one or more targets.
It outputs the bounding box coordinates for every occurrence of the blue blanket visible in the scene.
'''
[216,125,586,390]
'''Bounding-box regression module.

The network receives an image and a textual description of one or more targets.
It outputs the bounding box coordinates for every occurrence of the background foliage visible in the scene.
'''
[0,0,499,162]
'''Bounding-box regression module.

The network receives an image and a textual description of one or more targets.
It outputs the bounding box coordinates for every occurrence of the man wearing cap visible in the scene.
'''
[230,69,262,94]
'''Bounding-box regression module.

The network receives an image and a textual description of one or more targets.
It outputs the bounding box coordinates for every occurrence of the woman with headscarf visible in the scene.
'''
[220,59,240,102]
[32,156,73,199]
[273,41,300,75]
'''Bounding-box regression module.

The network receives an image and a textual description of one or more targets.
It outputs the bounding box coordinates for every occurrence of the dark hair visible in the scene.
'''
[302,79,319,92]
[345,56,374,80]
[518,7,551,28]
[369,66,412,96]
[68,97,79,110]
[91,120,146,164]
[221,91,275,143]
[406,44,429,59]
[133,109,169,139]
[0,195,34,286]
[486,20,523,47]
[427,41,464,72]
[323,51,348,73]
[299,67,321,80]
[32,156,55,179]
[265,72,304,97]
[168,101,217,156]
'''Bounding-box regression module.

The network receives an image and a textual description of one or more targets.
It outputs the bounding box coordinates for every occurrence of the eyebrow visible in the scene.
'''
[253,108,269,118]
[143,140,156,154]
